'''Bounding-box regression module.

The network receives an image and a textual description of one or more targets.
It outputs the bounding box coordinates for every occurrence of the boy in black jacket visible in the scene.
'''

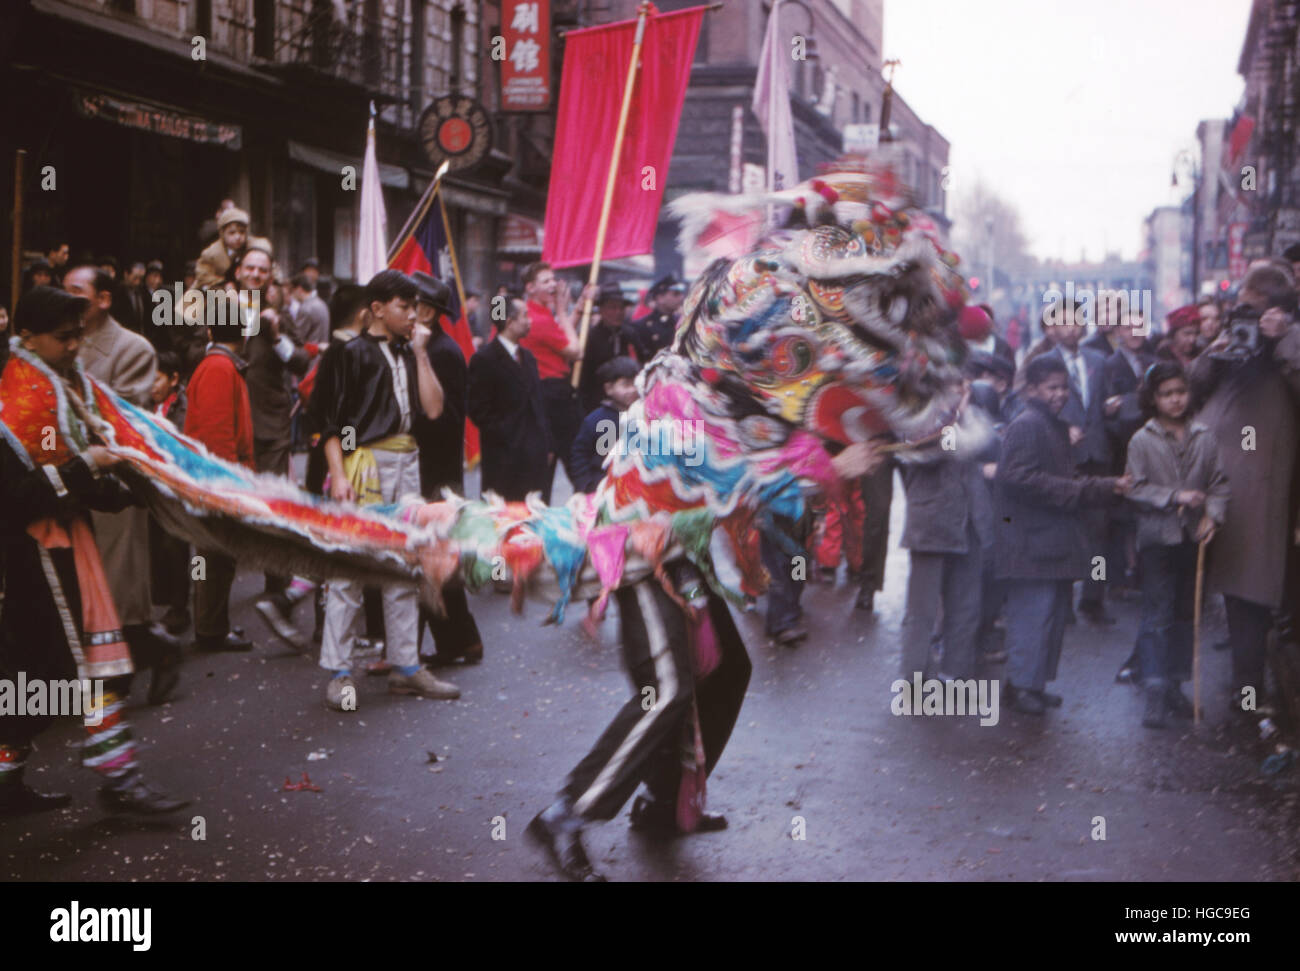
[994,355,1132,715]
[569,357,640,494]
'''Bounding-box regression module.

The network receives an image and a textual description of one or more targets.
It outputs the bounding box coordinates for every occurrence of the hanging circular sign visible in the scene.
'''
[419,95,493,173]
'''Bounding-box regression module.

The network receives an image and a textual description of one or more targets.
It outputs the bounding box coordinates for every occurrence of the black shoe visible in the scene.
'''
[196,632,253,653]
[98,773,190,816]
[773,625,808,646]
[147,622,183,653]
[0,782,72,817]
[1142,683,1167,729]
[1039,689,1063,708]
[1165,684,1194,719]
[526,809,606,882]
[855,590,875,613]
[160,608,191,636]
[1077,603,1117,626]
[428,643,484,667]
[1007,685,1046,715]
[147,659,181,706]
[629,795,727,835]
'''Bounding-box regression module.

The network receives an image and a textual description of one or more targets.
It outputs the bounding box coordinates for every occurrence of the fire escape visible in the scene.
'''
[260,0,406,115]
[1256,0,1300,242]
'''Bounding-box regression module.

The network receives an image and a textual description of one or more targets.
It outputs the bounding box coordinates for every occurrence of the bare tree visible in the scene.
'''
[951,179,1036,280]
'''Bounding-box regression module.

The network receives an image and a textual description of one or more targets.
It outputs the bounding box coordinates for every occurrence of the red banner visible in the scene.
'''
[501,0,551,111]
[541,5,705,269]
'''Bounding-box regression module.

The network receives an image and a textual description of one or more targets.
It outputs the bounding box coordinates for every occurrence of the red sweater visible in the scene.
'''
[184,348,255,468]
[522,300,572,380]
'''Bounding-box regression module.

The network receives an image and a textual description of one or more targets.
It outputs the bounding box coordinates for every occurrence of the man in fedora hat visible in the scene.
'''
[578,281,637,415]
[628,274,685,365]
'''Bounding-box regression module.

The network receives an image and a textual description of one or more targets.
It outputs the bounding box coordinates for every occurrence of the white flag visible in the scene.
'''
[356,107,388,283]
[752,1,799,193]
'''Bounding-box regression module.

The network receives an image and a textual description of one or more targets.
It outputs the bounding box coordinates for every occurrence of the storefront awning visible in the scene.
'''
[500,214,545,254]
[287,141,409,190]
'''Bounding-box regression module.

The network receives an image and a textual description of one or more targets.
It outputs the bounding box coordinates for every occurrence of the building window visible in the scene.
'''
[107,0,136,12]
[195,0,211,36]
[450,4,465,94]
[363,0,381,86]
[852,92,860,123]
[253,0,275,59]
[412,0,427,111]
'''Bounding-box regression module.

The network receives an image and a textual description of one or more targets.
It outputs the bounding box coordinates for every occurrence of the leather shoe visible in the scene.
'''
[1039,689,1063,708]
[160,608,190,636]
[98,773,190,816]
[855,590,875,613]
[1007,685,1046,715]
[0,782,72,816]
[526,810,606,882]
[196,632,253,652]
[629,795,727,835]
[428,643,484,667]
[773,625,808,646]
[147,658,181,706]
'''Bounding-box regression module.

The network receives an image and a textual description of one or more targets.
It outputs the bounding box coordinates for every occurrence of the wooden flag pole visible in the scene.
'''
[1193,536,1208,725]
[436,188,469,315]
[11,149,25,316]
[387,160,450,264]
[572,0,653,390]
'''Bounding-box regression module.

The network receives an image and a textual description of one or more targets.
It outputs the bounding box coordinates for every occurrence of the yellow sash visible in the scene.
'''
[341,434,417,506]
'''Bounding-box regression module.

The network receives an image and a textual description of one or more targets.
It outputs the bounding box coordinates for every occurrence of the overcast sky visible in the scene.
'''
[883,0,1252,262]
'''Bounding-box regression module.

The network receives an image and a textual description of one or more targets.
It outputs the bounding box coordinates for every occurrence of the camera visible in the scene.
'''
[1212,305,1261,360]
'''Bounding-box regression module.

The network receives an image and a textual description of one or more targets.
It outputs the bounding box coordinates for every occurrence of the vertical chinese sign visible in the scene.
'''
[501,0,551,111]
[1228,222,1247,282]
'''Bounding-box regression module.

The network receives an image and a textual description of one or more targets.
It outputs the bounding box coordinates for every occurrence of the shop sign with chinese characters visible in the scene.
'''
[501,0,551,111]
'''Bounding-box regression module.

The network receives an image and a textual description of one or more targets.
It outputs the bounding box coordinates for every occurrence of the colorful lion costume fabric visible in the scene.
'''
[19,160,986,627]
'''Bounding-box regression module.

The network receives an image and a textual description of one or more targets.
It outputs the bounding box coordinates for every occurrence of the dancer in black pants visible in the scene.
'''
[528,562,752,881]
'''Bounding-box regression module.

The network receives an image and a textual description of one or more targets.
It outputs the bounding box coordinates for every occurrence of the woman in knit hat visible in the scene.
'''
[1156,304,1201,369]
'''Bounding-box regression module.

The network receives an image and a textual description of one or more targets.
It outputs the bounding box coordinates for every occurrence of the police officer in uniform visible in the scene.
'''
[628,275,685,364]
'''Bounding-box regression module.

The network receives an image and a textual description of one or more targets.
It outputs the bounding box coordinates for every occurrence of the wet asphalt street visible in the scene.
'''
[3,470,1298,882]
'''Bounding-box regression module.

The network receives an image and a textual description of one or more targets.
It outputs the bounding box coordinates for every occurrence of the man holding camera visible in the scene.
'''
[1189,262,1300,715]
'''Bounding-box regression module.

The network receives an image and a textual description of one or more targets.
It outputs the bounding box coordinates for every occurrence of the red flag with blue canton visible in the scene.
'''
[389,190,481,467]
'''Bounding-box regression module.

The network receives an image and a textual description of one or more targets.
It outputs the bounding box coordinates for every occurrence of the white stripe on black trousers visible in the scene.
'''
[564,569,752,822]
